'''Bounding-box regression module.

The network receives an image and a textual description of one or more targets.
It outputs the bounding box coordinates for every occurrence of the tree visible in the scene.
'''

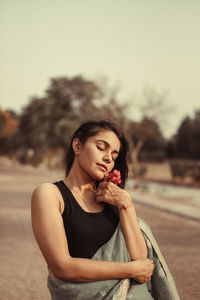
[15,75,104,165]
[118,85,171,178]
[137,85,174,133]
[0,108,19,138]
[4,75,171,171]
[0,108,19,155]
[175,110,200,159]
[124,117,165,177]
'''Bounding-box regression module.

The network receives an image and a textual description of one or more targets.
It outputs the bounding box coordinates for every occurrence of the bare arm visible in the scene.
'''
[31,183,153,282]
[118,193,148,260]
[97,182,147,261]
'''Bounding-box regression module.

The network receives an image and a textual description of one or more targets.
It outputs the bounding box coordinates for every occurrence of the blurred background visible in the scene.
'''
[0,1,200,299]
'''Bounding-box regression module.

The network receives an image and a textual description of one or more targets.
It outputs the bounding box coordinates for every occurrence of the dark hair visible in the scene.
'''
[65,120,129,189]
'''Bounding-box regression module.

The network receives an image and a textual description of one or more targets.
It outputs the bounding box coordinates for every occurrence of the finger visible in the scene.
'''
[140,277,150,283]
[96,189,102,197]
[134,275,151,283]
[96,187,106,197]
[95,195,104,202]
[135,278,146,283]
[98,181,107,187]
[150,259,154,265]
[98,181,110,189]
[146,276,151,281]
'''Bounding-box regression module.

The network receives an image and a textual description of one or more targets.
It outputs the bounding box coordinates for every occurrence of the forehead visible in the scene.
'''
[90,129,120,150]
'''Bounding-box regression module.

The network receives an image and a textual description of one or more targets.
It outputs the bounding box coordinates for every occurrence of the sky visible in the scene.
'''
[0,0,200,138]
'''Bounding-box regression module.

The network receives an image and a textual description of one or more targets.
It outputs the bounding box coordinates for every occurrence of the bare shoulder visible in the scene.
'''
[32,182,59,195]
[31,182,62,212]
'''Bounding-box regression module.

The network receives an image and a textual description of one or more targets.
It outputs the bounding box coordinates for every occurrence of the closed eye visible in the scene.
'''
[97,145,104,151]
[97,145,118,161]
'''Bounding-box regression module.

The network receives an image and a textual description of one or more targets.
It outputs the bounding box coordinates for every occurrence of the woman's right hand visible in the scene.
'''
[129,258,154,283]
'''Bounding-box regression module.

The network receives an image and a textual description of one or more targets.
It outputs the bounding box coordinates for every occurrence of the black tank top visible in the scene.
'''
[53,180,119,259]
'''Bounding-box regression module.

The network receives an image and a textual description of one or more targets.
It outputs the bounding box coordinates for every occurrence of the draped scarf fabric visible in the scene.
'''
[47,218,180,300]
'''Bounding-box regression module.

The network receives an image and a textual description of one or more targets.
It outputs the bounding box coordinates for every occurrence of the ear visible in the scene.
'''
[72,138,81,156]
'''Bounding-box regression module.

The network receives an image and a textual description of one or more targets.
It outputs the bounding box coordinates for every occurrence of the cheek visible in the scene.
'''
[78,150,105,180]
[79,146,98,166]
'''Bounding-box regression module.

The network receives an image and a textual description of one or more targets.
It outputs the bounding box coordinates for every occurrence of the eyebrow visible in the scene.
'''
[96,139,119,154]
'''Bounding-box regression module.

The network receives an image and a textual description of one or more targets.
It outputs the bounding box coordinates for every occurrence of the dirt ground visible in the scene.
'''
[0,159,200,300]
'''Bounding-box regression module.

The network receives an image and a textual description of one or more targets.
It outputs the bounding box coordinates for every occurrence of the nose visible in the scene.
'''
[103,152,112,163]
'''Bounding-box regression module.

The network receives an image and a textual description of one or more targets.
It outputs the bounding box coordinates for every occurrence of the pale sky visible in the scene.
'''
[0,0,200,138]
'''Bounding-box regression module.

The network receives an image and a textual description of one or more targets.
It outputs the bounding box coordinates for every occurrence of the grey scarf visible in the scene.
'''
[47,218,180,300]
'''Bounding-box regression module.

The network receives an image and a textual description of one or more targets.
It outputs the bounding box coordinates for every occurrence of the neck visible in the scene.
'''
[64,163,96,193]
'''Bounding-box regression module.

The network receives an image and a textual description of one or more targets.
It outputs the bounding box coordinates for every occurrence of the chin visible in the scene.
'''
[94,175,105,182]
[92,171,105,182]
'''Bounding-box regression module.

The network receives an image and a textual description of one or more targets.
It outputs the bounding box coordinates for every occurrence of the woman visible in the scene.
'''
[31,120,179,300]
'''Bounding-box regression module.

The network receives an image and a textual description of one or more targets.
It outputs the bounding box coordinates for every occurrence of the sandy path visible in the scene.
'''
[0,161,199,300]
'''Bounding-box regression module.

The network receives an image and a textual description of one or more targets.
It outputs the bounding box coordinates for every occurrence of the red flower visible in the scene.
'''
[103,169,122,185]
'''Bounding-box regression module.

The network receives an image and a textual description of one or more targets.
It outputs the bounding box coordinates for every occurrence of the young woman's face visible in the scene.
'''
[74,129,121,181]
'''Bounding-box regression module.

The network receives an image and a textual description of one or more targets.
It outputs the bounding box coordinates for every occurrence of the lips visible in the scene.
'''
[96,163,108,172]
